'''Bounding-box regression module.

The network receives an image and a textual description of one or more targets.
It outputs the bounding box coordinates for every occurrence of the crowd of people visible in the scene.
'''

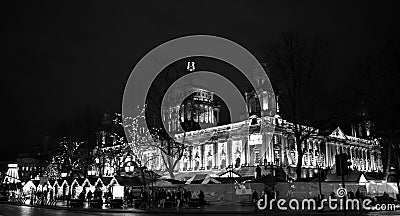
[124,187,205,209]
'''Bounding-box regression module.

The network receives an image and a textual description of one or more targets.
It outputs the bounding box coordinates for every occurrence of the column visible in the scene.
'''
[363,149,367,171]
[331,143,336,166]
[365,149,369,171]
[214,142,218,169]
[270,134,275,164]
[306,139,311,167]
[325,142,330,167]
[349,146,354,167]
[245,136,250,166]
[370,150,375,171]
[312,140,317,167]
[262,132,272,164]
[227,138,232,166]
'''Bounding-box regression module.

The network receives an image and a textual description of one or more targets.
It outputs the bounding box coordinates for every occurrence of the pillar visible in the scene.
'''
[369,151,374,171]
[227,138,232,166]
[312,140,317,167]
[325,142,330,167]
[213,142,218,169]
[365,149,369,171]
[281,134,286,166]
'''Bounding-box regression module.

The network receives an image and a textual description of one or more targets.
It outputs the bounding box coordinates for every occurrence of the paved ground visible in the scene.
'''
[1,203,400,216]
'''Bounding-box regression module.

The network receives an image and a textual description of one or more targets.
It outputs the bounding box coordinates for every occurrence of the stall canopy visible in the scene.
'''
[153,179,175,187]
[325,173,368,184]
[71,178,85,188]
[82,177,98,188]
[113,176,143,187]
[186,174,221,184]
[162,178,186,185]
[218,170,241,178]
[22,180,37,192]
[215,176,254,184]
[61,178,74,187]
[173,171,218,181]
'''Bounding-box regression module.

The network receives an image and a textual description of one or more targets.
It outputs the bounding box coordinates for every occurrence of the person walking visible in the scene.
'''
[87,190,93,204]
[199,190,205,207]
[252,190,259,211]
[176,189,182,209]
[159,189,166,208]
[256,165,262,179]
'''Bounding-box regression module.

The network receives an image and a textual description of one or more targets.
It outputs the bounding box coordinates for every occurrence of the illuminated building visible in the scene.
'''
[95,75,383,179]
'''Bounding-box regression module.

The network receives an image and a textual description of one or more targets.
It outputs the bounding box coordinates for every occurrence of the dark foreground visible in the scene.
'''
[1,204,400,216]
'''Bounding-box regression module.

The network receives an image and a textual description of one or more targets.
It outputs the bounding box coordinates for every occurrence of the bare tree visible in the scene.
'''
[123,105,188,179]
[264,32,342,180]
[359,33,400,184]
[51,137,83,176]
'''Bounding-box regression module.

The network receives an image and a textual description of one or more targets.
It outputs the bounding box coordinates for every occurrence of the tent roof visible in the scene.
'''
[214,176,255,184]
[114,176,143,186]
[23,180,37,190]
[364,174,380,181]
[144,170,162,179]
[71,178,85,187]
[154,180,176,187]
[325,173,367,183]
[201,176,221,184]
[186,174,221,184]
[218,170,242,178]
[162,178,186,184]
[173,171,218,181]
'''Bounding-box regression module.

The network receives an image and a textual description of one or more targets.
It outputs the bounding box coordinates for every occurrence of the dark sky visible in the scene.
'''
[1,1,399,160]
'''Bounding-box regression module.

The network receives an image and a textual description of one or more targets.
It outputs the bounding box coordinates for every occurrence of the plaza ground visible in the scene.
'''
[1,202,400,216]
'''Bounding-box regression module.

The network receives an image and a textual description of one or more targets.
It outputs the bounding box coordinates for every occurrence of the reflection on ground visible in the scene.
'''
[0,204,400,216]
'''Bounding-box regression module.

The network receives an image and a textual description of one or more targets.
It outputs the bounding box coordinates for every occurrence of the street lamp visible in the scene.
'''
[88,170,95,176]
[124,162,135,174]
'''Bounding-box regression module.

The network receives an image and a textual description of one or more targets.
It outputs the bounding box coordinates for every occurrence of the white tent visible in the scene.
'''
[22,180,36,193]
[366,181,399,198]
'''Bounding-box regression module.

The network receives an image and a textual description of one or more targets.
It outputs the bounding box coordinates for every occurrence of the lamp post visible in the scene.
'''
[124,162,135,175]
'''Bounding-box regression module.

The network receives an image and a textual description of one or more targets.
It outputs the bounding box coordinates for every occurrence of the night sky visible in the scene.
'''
[1,1,399,160]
